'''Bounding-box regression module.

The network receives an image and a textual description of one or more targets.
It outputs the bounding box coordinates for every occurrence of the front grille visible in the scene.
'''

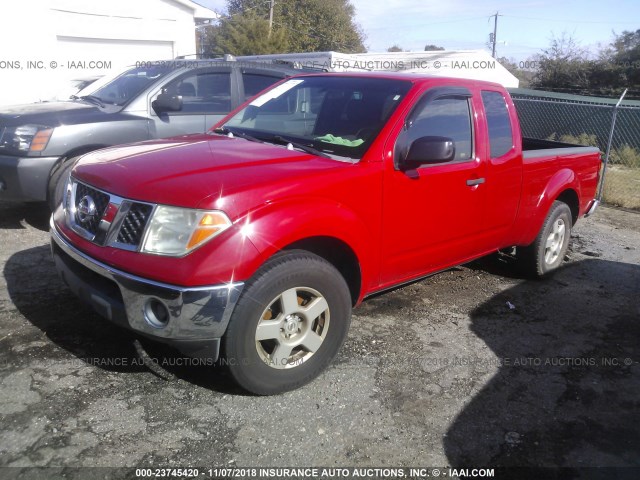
[74,182,110,235]
[66,179,156,251]
[117,203,154,246]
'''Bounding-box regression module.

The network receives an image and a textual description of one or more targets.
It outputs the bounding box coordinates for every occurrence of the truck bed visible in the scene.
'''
[522,137,601,159]
[515,136,601,247]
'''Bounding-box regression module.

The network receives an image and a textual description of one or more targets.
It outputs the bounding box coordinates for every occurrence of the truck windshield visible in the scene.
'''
[221,76,412,159]
[80,65,173,106]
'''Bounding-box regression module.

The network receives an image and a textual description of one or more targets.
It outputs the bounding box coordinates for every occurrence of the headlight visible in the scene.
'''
[141,206,232,256]
[0,124,54,152]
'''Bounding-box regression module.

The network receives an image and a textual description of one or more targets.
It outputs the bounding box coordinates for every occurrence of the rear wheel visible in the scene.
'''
[518,201,572,277]
[223,251,352,395]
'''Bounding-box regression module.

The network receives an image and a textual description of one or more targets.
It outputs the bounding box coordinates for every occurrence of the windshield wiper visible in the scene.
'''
[268,135,330,158]
[75,95,106,108]
[213,126,263,143]
[212,128,330,158]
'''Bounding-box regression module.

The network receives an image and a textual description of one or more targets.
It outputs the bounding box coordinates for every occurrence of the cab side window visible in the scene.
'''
[481,91,514,158]
[403,97,473,162]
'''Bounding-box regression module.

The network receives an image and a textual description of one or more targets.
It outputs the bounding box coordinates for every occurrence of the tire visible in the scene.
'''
[223,250,352,395]
[518,201,573,277]
[47,156,77,212]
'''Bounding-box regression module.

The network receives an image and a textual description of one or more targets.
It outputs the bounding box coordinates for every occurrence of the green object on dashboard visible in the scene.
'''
[315,134,364,147]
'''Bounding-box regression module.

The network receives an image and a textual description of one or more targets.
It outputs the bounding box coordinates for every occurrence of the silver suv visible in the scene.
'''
[0,58,305,210]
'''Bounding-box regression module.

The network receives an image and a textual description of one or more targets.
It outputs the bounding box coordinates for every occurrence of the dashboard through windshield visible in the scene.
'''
[221,76,412,159]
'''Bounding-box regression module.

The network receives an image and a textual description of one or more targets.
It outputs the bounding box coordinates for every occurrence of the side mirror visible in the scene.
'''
[402,136,455,170]
[152,92,183,114]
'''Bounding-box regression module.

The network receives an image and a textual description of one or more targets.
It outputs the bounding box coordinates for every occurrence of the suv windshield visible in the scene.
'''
[83,65,174,106]
[221,76,412,159]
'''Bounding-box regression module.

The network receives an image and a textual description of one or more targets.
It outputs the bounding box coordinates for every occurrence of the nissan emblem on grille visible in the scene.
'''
[68,180,154,248]
[77,195,98,225]
[71,182,111,236]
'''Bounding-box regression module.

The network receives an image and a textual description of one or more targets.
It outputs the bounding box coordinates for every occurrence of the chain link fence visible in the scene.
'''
[509,88,640,210]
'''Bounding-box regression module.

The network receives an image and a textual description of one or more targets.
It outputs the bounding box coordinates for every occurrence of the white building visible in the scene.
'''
[0,0,218,105]
[238,50,520,88]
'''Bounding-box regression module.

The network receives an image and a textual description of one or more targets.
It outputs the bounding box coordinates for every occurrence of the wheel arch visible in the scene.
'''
[234,199,375,306]
[283,236,362,307]
[516,168,581,246]
[52,144,111,173]
[46,144,111,209]
[555,188,579,225]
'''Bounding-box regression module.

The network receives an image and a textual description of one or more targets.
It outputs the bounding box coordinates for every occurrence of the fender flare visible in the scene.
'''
[237,196,375,298]
[518,168,581,245]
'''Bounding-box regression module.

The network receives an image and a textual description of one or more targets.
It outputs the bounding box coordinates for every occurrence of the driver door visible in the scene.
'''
[380,86,488,286]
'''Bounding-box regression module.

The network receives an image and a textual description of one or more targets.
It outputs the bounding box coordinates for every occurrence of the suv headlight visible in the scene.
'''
[0,124,54,152]
[141,206,232,256]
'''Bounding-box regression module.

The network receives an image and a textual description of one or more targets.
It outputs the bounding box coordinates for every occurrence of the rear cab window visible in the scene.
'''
[242,73,284,101]
[481,91,514,158]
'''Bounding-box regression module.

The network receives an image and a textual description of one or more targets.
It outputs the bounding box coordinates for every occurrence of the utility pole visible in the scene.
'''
[268,0,275,38]
[490,11,501,58]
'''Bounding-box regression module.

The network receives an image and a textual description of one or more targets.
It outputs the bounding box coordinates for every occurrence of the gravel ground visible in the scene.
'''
[0,202,638,477]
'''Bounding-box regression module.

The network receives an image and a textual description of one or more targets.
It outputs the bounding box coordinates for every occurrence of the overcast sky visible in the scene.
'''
[195,0,639,60]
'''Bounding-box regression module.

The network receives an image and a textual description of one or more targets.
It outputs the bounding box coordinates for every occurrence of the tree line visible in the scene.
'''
[501,31,640,98]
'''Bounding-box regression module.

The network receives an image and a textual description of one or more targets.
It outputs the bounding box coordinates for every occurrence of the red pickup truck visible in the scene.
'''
[50,73,601,394]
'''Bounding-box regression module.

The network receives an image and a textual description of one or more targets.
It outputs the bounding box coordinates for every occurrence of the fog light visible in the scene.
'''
[144,298,170,328]
[0,178,6,192]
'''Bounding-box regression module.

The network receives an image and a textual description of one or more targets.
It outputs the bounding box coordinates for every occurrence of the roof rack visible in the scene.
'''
[174,54,236,61]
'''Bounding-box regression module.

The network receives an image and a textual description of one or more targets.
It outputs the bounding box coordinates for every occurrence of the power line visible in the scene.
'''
[412,16,488,26]
[212,0,273,20]
[362,16,488,31]
[502,14,639,25]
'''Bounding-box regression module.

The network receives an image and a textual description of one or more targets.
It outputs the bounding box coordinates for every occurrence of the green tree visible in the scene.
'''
[584,47,622,96]
[424,44,444,51]
[277,0,365,52]
[531,33,592,92]
[581,29,640,97]
[610,29,640,91]
[213,0,365,54]
[530,30,640,97]
[202,13,288,56]
[387,45,404,52]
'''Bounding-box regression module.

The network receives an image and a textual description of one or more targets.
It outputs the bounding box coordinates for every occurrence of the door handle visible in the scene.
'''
[466,178,485,186]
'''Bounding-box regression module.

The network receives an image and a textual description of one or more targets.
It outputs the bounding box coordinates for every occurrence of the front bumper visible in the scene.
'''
[51,218,244,360]
[0,154,60,201]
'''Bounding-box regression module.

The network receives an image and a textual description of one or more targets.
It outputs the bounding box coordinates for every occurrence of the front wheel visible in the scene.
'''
[518,201,573,277]
[47,156,77,212]
[223,251,352,395]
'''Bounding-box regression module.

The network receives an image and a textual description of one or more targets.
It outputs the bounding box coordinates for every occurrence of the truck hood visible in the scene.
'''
[73,134,355,215]
[0,100,116,127]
